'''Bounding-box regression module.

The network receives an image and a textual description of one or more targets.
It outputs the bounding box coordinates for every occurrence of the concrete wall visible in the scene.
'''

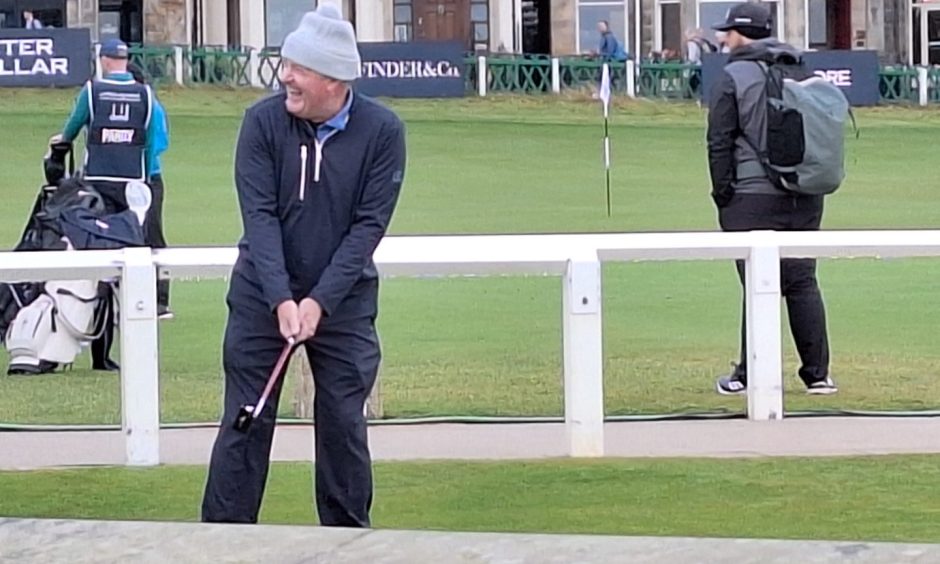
[240,0,265,49]
[551,0,576,55]
[784,0,806,48]
[145,0,189,44]
[492,0,514,52]
[66,0,98,40]
[354,0,390,42]
[203,0,228,45]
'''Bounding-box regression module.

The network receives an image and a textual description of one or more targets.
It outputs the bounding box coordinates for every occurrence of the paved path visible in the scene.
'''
[2,417,939,470]
[2,518,939,563]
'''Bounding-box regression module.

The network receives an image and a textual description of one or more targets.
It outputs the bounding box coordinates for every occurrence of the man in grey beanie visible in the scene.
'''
[201,3,407,527]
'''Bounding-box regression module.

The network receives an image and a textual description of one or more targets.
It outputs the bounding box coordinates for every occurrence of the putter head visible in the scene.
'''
[233,404,255,432]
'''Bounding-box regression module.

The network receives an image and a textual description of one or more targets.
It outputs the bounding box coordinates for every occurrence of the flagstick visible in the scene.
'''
[604,104,611,217]
[600,63,612,217]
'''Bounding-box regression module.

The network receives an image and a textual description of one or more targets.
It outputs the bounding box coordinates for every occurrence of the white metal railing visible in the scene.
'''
[2,230,940,467]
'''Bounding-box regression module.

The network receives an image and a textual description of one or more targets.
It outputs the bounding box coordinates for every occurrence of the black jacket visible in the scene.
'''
[232,91,406,318]
[706,39,810,206]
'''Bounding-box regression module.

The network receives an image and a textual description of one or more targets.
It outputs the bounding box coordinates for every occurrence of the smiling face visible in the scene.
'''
[279,59,348,122]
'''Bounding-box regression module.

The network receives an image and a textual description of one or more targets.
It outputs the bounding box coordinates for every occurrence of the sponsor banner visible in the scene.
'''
[356,41,464,98]
[701,50,880,106]
[0,28,92,87]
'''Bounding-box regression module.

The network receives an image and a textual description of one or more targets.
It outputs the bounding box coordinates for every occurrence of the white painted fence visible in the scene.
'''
[2,230,940,467]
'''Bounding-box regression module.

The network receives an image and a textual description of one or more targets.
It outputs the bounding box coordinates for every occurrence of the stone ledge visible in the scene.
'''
[1,518,938,564]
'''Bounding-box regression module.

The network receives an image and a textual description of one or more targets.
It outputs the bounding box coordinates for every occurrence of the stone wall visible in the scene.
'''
[551,0,575,55]
[146,0,189,45]
[66,0,98,40]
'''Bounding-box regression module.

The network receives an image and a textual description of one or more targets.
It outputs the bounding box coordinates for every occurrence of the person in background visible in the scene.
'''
[128,62,173,319]
[706,2,837,396]
[594,20,629,62]
[23,10,42,29]
[686,28,718,65]
[55,39,159,370]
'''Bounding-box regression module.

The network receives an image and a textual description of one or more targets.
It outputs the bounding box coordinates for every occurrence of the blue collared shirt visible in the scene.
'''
[312,90,353,143]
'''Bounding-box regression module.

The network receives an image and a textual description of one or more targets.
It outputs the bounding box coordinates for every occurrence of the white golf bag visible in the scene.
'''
[5,280,103,374]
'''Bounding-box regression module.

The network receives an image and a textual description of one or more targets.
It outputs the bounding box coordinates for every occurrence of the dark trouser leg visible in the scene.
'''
[719,194,829,385]
[145,176,170,309]
[91,283,116,370]
[201,276,289,523]
[307,317,380,527]
[782,258,830,385]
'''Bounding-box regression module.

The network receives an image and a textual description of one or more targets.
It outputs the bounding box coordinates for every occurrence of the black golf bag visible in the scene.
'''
[1,142,147,375]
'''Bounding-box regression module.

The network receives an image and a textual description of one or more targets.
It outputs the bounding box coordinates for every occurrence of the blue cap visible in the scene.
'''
[100,38,129,59]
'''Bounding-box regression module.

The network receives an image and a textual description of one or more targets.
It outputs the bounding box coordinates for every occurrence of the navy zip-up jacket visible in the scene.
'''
[232,91,406,317]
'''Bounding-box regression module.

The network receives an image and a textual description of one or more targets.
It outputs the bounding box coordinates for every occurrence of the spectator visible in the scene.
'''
[128,62,173,319]
[23,10,42,29]
[686,28,717,65]
[705,2,837,396]
[55,39,159,370]
[594,20,628,62]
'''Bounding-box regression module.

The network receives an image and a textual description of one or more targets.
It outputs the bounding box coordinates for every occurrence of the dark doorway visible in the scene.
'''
[227,0,240,47]
[808,0,851,49]
[913,6,940,65]
[660,2,681,55]
[521,0,551,54]
[98,0,142,43]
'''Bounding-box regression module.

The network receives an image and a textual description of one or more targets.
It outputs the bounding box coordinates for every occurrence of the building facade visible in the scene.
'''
[1,0,935,65]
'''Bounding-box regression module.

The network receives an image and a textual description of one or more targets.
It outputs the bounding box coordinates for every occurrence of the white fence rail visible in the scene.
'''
[2,230,940,466]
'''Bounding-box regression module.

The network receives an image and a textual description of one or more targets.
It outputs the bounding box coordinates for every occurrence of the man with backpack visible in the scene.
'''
[706,2,846,396]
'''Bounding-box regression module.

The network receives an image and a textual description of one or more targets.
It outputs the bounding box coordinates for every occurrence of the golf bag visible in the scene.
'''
[1,143,147,375]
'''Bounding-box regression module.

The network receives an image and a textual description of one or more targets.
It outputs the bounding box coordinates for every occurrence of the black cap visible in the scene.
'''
[712,3,773,33]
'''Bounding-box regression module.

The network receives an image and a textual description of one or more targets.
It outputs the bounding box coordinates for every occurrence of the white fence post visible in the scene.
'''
[626,60,636,98]
[551,57,560,94]
[119,247,161,466]
[249,49,263,88]
[562,255,604,457]
[745,237,783,421]
[477,55,487,97]
[174,46,184,86]
[94,44,102,80]
[918,66,929,107]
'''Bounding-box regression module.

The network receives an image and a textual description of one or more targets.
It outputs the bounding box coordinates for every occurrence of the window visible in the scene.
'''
[657,0,681,54]
[697,0,780,45]
[578,0,627,55]
[0,0,67,29]
[266,0,315,47]
[393,0,412,42]
[470,0,488,49]
[807,0,826,47]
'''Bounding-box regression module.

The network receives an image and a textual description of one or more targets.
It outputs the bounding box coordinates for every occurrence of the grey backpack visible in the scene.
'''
[750,61,855,195]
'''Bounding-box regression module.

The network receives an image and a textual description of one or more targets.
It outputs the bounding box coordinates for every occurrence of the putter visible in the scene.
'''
[234,337,296,432]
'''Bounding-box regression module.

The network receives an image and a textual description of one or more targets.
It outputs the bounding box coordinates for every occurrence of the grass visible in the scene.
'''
[0,89,938,425]
[1,456,939,542]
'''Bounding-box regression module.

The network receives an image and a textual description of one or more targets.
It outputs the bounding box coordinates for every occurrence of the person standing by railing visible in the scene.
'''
[128,62,173,319]
[53,38,161,371]
[200,4,407,528]
[705,2,838,396]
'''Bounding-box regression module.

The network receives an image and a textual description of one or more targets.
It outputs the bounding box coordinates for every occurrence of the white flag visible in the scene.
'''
[599,63,611,118]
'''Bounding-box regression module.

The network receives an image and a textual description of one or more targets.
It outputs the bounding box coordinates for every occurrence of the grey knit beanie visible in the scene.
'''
[280,3,361,81]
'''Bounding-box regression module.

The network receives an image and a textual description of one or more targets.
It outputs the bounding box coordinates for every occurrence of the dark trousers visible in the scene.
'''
[718,193,830,385]
[90,176,169,368]
[201,273,380,526]
[145,175,170,309]
[91,181,127,369]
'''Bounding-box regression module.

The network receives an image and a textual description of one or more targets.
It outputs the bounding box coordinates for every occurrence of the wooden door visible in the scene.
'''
[414,0,469,46]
